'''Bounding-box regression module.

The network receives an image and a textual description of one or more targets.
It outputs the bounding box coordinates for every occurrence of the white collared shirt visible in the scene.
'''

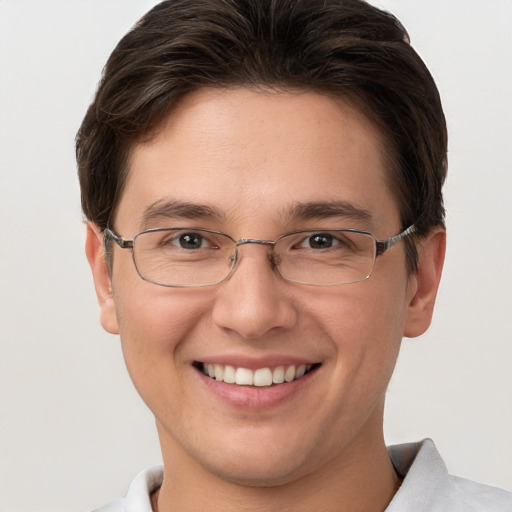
[93,439,512,511]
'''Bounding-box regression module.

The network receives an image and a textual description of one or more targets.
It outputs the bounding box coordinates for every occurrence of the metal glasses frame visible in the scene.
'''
[103,225,416,287]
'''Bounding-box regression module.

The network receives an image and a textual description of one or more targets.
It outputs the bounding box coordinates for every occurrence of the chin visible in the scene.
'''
[190,429,320,487]
[203,455,311,488]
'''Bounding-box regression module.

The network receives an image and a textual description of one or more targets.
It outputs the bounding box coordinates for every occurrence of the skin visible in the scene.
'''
[86,88,445,511]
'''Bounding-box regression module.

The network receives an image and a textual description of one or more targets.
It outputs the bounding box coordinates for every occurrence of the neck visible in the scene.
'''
[154,424,400,512]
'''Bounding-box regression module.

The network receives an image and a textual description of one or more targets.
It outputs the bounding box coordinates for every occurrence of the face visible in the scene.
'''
[87,88,441,486]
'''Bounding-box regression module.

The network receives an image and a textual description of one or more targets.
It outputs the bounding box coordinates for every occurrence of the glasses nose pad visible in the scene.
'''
[269,251,281,269]
[228,248,238,269]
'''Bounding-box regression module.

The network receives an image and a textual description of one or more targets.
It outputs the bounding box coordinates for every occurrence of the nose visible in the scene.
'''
[212,243,298,339]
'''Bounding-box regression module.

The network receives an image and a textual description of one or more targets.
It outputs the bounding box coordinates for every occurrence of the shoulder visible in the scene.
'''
[92,465,163,512]
[387,439,512,512]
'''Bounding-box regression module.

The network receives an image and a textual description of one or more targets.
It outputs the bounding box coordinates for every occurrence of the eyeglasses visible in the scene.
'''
[104,225,415,287]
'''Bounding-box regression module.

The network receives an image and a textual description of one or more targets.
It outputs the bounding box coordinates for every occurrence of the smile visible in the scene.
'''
[200,363,318,387]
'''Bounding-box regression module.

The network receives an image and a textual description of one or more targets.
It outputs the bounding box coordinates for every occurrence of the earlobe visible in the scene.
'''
[403,228,446,338]
[85,223,120,335]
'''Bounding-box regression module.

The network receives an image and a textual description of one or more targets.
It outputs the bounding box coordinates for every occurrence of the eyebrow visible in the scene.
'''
[139,198,373,230]
[287,200,373,224]
[140,199,225,229]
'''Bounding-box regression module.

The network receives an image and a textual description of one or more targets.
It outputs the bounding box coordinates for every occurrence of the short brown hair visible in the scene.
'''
[76,0,447,272]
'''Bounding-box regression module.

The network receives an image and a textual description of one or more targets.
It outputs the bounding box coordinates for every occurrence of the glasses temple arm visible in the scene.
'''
[376,225,416,257]
[104,228,134,249]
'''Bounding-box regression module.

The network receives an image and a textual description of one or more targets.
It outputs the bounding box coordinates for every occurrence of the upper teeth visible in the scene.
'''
[202,363,313,387]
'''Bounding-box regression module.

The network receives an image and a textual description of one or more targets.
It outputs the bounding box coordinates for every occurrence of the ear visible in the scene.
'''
[85,223,119,335]
[403,228,446,338]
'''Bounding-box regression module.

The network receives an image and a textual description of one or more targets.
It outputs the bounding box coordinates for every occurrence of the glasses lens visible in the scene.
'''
[133,229,235,286]
[275,230,376,285]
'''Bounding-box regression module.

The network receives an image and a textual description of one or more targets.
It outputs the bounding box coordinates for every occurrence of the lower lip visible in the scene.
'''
[196,367,318,411]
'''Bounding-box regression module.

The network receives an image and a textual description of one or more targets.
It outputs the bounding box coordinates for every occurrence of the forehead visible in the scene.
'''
[116,87,399,234]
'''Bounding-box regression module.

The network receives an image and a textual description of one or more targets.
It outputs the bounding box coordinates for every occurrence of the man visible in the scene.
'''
[77,0,512,510]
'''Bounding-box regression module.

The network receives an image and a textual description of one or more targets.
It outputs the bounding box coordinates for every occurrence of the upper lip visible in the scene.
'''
[194,355,321,370]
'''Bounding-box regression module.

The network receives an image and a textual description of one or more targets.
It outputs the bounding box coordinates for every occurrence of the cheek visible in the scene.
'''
[313,279,407,342]
[112,272,212,389]
[113,251,201,343]
[307,276,409,388]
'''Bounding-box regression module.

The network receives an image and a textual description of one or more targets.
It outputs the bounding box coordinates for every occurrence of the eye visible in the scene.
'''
[176,232,209,249]
[301,233,338,249]
[157,232,214,250]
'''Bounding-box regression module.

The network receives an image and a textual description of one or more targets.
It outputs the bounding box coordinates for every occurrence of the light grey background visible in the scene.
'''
[0,1,511,510]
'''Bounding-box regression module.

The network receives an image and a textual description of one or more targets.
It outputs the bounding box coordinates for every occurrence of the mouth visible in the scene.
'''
[194,362,321,387]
